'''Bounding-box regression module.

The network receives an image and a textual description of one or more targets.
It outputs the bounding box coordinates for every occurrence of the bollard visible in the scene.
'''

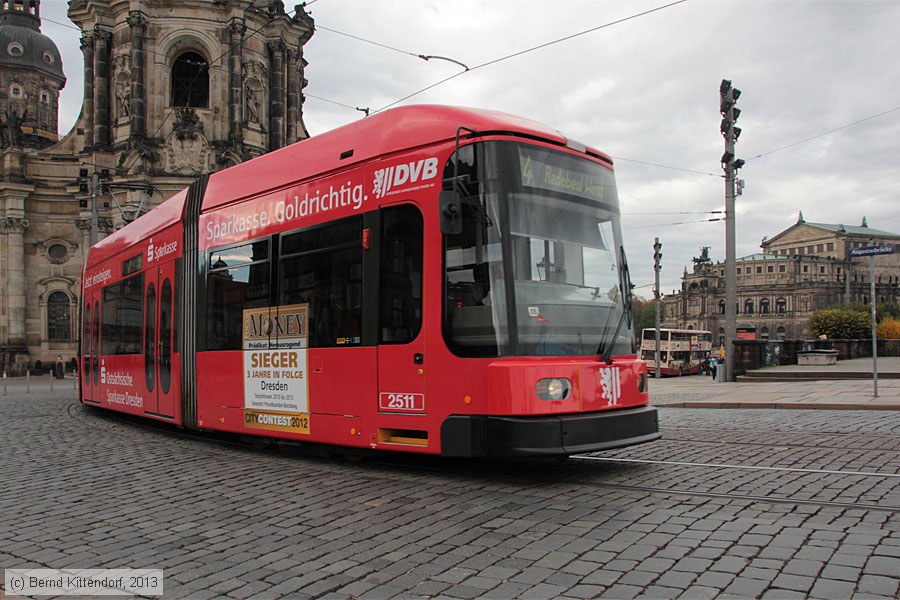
[50,371,54,391]
[73,370,77,389]
[3,371,6,396]
[26,370,30,393]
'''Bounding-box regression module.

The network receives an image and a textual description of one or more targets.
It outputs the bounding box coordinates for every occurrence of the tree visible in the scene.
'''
[807,306,871,339]
[632,297,658,343]
[877,317,900,339]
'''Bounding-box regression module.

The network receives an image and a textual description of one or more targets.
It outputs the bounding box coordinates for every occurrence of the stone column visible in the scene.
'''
[81,32,95,149]
[268,41,286,151]
[128,12,147,138]
[76,218,92,262]
[1,217,29,348]
[228,18,245,142]
[93,28,113,148]
[286,49,302,143]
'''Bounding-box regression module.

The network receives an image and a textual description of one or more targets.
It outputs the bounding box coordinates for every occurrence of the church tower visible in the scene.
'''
[0,0,314,373]
[0,0,66,149]
[67,0,314,176]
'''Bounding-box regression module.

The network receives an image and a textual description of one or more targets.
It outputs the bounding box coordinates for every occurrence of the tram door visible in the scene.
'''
[376,205,426,420]
[82,288,101,402]
[143,262,177,418]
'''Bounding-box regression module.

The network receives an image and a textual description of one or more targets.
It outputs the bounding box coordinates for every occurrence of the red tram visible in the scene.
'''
[79,105,659,457]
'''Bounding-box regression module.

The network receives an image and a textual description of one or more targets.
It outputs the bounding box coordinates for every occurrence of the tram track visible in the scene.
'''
[655,425,900,453]
[569,455,900,479]
[656,437,900,453]
[70,402,900,515]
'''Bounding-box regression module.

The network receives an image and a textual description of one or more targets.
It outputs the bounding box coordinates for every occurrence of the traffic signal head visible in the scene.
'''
[78,167,89,193]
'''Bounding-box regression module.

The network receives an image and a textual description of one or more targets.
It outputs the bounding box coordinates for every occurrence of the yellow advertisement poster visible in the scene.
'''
[242,303,310,433]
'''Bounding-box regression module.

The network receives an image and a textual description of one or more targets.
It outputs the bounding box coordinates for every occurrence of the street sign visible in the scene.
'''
[849,244,895,257]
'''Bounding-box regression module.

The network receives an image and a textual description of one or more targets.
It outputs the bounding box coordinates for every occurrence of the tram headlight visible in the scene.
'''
[536,378,571,401]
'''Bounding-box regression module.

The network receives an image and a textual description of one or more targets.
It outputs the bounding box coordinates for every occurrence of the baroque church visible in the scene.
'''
[0,0,313,373]
[661,213,900,345]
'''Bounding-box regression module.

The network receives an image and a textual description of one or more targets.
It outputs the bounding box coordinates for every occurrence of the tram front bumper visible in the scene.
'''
[440,405,660,458]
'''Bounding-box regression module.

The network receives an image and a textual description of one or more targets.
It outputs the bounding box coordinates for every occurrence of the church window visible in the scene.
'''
[171,51,209,108]
[48,292,72,341]
[48,244,68,261]
[6,42,24,57]
[42,51,55,65]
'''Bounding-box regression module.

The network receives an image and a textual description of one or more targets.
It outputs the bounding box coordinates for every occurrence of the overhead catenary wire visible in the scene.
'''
[624,217,722,230]
[372,0,690,113]
[751,104,900,160]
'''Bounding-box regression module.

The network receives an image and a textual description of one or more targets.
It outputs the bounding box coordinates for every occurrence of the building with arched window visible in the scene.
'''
[662,213,900,345]
[0,0,314,373]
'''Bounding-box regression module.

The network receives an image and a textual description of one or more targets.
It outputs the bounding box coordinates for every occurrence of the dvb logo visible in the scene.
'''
[373,157,438,199]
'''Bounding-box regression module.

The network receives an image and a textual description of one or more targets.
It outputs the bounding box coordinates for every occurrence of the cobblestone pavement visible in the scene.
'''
[1,391,899,599]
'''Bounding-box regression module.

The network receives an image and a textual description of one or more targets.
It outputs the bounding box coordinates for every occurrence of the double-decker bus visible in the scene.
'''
[640,328,712,376]
[80,105,659,457]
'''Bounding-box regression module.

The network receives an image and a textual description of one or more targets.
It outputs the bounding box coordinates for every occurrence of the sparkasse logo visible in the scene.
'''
[373,157,439,199]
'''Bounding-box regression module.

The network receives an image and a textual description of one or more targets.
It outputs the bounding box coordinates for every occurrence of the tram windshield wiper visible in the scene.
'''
[596,246,633,363]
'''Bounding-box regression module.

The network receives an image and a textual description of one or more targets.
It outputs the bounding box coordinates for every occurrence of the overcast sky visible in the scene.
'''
[40,0,900,297]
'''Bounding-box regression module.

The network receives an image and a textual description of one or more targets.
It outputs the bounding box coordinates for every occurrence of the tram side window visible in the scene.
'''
[280,217,362,347]
[100,273,144,355]
[380,205,423,343]
[207,240,271,350]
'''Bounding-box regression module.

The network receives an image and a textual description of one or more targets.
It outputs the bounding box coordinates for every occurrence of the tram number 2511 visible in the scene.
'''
[379,392,426,413]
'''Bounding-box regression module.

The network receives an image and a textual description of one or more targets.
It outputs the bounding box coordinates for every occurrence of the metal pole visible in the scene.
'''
[870,255,878,398]
[90,172,99,246]
[654,237,662,379]
[724,169,736,382]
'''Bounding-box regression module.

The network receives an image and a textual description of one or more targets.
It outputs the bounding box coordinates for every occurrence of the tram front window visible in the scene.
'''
[443,141,632,358]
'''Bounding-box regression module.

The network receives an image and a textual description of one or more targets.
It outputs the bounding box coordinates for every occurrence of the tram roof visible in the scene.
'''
[201,104,610,211]
[87,105,610,267]
[87,187,188,267]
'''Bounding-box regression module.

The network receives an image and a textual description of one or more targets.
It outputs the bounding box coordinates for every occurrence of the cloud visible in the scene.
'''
[39,0,900,296]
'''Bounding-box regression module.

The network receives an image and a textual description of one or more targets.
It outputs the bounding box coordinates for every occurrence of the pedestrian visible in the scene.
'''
[709,356,717,380]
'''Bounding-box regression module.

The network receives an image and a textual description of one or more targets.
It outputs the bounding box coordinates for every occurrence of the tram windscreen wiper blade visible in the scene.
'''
[596,246,633,363]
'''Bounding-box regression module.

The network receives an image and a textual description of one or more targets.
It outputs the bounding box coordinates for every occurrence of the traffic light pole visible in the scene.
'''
[724,159,736,382]
[90,173,100,246]
[653,237,662,378]
[719,79,744,382]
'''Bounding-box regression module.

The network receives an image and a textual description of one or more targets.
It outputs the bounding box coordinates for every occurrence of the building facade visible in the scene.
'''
[662,213,900,345]
[0,0,314,373]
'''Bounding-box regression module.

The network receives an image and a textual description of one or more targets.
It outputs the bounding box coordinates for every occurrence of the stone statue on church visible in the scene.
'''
[2,108,27,148]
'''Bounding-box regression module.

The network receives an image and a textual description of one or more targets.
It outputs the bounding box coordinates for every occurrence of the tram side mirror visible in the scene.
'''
[439,190,463,235]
